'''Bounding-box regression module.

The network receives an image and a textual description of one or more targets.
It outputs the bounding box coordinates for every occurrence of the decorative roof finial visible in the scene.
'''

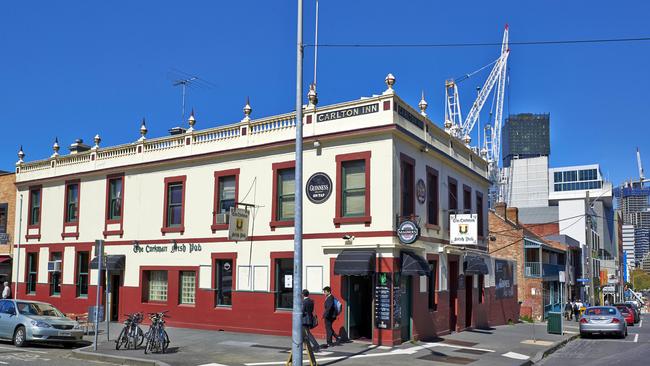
[418,90,428,117]
[51,137,60,157]
[307,83,318,108]
[139,118,148,141]
[383,73,396,95]
[17,145,25,164]
[187,109,196,132]
[93,134,101,149]
[242,97,252,122]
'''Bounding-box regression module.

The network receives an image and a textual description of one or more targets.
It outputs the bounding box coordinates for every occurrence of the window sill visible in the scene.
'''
[214,305,233,310]
[143,301,168,305]
[77,295,88,299]
[274,308,292,313]
[269,220,294,231]
[25,234,41,241]
[333,215,372,228]
[50,294,61,298]
[61,232,79,240]
[425,224,441,231]
[161,226,185,235]
[178,303,196,308]
[211,224,228,233]
[103,230,124,238]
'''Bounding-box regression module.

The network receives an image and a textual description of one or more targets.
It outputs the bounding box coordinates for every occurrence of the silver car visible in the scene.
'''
[0,299,84,347]
[579,306,627,338]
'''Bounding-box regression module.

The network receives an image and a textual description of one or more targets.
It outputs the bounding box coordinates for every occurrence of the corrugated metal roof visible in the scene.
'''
[517,206,559,224]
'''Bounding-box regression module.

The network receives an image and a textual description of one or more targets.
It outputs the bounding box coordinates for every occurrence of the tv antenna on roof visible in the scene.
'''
[168,69,217,121]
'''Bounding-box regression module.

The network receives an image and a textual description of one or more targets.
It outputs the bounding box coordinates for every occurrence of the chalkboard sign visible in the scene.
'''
[374,273,391,329]
[392,273,402,329]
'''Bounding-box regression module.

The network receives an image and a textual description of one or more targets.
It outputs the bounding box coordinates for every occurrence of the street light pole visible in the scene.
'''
[14,194,23,300]
[291,0,304,365]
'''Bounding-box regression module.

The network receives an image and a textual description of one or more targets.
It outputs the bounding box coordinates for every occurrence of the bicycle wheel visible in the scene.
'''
[136,326,145,347]
[116,328,128,350]
[161,329,170,353]
[144,338,151,354]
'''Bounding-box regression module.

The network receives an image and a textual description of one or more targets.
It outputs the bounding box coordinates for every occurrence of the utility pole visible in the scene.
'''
[291,0,304,365]
[14,194,23,300]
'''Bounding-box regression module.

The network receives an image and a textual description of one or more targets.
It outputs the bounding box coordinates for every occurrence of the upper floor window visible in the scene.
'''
[448,178,458,212]
[0,203,7,234]
[342,160,366,217]
[476,192,484,237]
[64,182,80,223]
[28,188,41,226]
[400,154,415,217]
[277,168,295,221]
[162,176,186,233]
[463,186,472,212]
[426,168,439,226]
[107,177,123,221]
[217,176,236,214]
[554,171,562,183]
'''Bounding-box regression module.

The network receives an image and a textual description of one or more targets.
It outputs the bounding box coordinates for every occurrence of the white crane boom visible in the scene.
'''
[638,147,645,181]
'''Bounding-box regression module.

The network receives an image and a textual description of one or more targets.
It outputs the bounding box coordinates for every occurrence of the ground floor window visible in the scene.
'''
[275,258,293,310]
[49,252,62,296]
[147,271,168,302]
[26,253,37,294]
[428,260,438,310]
[179,271,196,305]
[215,260,233,306]
[76,251,89,297]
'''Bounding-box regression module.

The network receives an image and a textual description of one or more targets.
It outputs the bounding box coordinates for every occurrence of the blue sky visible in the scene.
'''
[1,1,648,185]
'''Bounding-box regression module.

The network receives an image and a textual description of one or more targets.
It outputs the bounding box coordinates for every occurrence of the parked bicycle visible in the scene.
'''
[115,312,145,350]
[144,311,170,354]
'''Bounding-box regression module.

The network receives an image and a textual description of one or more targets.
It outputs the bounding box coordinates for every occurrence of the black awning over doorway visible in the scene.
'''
[400,251,430,276]
[463,255,489,275]
[91,255,126,271]
[333,250,376,275]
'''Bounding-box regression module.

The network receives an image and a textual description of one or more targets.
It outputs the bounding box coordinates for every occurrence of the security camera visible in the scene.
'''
[342,235,352,240]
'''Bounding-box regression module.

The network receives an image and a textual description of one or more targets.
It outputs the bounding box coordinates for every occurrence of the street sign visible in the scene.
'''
[602,286,615,294]
[576,278,590,283]
[228,207,250,241]
[559,271,566,283]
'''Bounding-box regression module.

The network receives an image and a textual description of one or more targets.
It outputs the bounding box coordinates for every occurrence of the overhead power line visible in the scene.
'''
[304,36,650,48]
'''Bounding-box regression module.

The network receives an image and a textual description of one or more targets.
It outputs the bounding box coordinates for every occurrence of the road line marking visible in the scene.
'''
[0,346,47,354]
[0,362,8,365]
[634,334,639,343]
[639,320,643,328]
[502,352,530,360]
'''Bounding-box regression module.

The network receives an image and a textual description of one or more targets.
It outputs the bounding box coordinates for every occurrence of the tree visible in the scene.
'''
[631,269,650,290]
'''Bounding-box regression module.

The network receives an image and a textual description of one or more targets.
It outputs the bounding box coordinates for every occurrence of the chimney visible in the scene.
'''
[506,207,519,225]
[495,202,507,218]
[69,139,91,154]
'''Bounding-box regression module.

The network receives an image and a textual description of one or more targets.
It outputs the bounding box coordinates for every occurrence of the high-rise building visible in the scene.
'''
[615,181,650,269]
[634,228,650,265]
[502,113,550,168]
[622,224,636,277]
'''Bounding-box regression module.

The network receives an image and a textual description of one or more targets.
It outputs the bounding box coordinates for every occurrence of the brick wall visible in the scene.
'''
[0,173,15,254]
[489,211,525,301]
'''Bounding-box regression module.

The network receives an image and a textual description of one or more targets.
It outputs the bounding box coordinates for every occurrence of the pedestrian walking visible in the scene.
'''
[2,282,11,299]
[565,301,573,320]
[573,301,580,322]
[322,286,341,348]
[301,289,320,353]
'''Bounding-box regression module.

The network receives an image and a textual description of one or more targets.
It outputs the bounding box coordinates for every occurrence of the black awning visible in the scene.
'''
[464,255,489,275]
[91,255,126,271]
[401,251,430,276]
[333,250,376,275]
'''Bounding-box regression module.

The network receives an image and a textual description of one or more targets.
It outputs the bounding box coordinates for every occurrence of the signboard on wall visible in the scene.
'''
[495,259,514,299]
[228,207,250,241]
[374,273,391,329]
[450,215,478,245]
[306,173,333,204]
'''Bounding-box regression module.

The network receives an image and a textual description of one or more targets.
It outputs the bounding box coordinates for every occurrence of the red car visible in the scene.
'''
[615,305,635,325]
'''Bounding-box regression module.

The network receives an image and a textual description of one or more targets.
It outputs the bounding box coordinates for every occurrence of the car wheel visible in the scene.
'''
[580,332,588,338]
[13,326,27,347]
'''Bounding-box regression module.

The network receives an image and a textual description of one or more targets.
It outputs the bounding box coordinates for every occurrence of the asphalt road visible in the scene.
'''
[0,341,116,366]
[540,313,650,366]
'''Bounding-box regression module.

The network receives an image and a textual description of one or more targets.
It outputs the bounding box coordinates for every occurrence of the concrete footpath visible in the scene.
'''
[72,321,579,366]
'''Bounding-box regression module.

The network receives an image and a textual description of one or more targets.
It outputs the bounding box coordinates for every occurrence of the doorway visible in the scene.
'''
[400,276,412,342]
[465,275,473,329]
[110,274,121,322]
[449,260,459,332]
[346,275,372,340]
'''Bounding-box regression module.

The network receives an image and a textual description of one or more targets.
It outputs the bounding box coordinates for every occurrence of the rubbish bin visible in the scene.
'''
[547,312,562,334]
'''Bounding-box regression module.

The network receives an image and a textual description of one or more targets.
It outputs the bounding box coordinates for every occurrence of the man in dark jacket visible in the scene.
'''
[322,286,340,347]
[302,289,320,352]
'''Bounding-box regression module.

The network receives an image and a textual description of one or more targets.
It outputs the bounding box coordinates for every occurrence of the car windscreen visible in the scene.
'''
[584,307,617,316]
[615,306,629,314]
[17,302,64,317]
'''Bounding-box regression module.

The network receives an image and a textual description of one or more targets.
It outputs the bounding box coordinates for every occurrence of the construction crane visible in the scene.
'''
[637,148,649,184]
[444,25,510,201]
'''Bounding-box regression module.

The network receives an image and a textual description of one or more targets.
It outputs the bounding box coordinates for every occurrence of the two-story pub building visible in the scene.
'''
[12,76,518,345]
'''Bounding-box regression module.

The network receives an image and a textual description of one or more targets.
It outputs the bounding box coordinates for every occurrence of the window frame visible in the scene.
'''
[400,153,416,218]
[75,250,90,298]
[178,270,197,305]
[428,258,438,311]
[61,180,81,239]
[103,173,125,238]
[212,169,240,232]
[161,175,187,235]
[49,251,62,296]
[212,252,237,308]
[334,151,372,227]
[447,177,458,230]
[476,191,484,238]
[143,270,169,303]
[426,166,439,229]
[462,185,472,212]
[0,203,7,235]
[272,253,294,311]
[270,161,296,230]
[26,186,42,241]
[25,251,38,295]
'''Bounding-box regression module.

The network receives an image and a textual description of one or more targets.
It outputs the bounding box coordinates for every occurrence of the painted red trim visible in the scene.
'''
[334,151,372,227]
[61,180,80,240]
[26,185,42,241]
[16,125,397,187]
[104,173,125,238]
[140,265,198,305]
[211,169,240,232]
[399,153,416,218]
[161,175,187,235]
[211,252,237,308]
[462,184,472,211]
[383,100,391,111]
[270,251,293,293]
[426,166,439,226]
[270,161,295,230]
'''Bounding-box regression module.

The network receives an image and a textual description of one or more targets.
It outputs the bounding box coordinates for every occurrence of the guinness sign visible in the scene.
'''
[306,172,332,204]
